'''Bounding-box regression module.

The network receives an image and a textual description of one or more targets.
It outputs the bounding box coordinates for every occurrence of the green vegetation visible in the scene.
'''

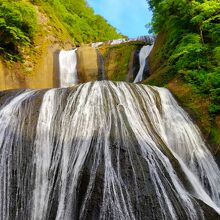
[99,42,144,81]
[31,0,123,45]
[0,0,123,60]
[0,0,37,60]
[146,0,220,151]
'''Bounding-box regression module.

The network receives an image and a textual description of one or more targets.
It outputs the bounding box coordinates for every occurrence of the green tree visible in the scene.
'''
[147,0,220,114]
[0,0,37,60]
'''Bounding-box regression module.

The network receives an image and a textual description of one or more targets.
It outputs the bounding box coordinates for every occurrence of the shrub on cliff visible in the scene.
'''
[0,0,37,60]
[147,0,220,114]
[0,0,122,60]
[31,0,123,45]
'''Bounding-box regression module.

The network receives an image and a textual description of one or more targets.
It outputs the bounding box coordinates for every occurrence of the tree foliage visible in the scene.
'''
[32,0,123,45]
[148,0,220,114]
[0,0,122,60]
[0,0,37,60]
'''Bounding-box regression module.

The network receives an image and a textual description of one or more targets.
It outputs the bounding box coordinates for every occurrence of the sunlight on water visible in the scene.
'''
[0,81,219,219]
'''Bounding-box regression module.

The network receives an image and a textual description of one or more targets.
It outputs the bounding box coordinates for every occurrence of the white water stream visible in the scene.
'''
[134,45,153,83]
[59,49,78,87]
[0,81,219,219]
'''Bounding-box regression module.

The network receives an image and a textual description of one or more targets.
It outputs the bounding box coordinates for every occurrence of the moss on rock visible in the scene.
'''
[99,42,145,81]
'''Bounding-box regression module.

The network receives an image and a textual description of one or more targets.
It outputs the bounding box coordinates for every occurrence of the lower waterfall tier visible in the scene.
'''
[0,81,220,220]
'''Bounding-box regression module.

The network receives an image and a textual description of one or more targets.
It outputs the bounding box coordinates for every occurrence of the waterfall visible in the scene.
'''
[107,36,155,46]
[91,42,103,48]
[134,45,153,83]
[59,49,78,87]
[0,81,220,219]
[91,36,155,47]
[109,38,127,45]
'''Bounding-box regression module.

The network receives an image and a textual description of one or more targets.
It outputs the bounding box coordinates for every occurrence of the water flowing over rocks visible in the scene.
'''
[0,81,220,220]
[91,36,155,48]
[134,45,153,83]
[59,49,78,87]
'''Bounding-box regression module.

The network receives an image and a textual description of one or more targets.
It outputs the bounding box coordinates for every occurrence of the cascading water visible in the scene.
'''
[107,36,155,45]
[91,36,155,48]
[91,42,104,48]
[0,81,220,220]
[109,38,127,45]
[59,49,78,87]
[134,45,153,83]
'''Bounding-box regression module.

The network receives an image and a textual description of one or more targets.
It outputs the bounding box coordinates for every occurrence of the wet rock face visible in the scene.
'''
[96,50,106,81]
[142,57,150,80]
[0,81,220,219]
[76,46,99,82]
[127,48,141,82]
[128,48,140,82]
[0,42,71,90]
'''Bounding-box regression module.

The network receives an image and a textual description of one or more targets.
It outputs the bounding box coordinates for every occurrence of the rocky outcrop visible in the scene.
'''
[76,46,99,82]
[96,50,106,80]
[0,43,72,90]
[99,42,144,81]
[126,48,141,82]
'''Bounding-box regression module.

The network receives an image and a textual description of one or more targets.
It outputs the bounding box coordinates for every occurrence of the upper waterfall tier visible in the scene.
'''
[91,35,155,47]
[59,49,78,87]
[59,47,105,86]
[59,40,154,86]
[134,45,153,83]
[0,81,219,220]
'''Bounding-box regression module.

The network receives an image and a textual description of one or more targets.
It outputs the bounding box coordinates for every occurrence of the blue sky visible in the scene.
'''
[87,0,152,38]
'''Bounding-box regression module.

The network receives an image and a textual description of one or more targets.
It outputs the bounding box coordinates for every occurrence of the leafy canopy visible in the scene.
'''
[0,0,37,60]
[147,0,220,114]
[31,0,123,45]
[0,0,123,60]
